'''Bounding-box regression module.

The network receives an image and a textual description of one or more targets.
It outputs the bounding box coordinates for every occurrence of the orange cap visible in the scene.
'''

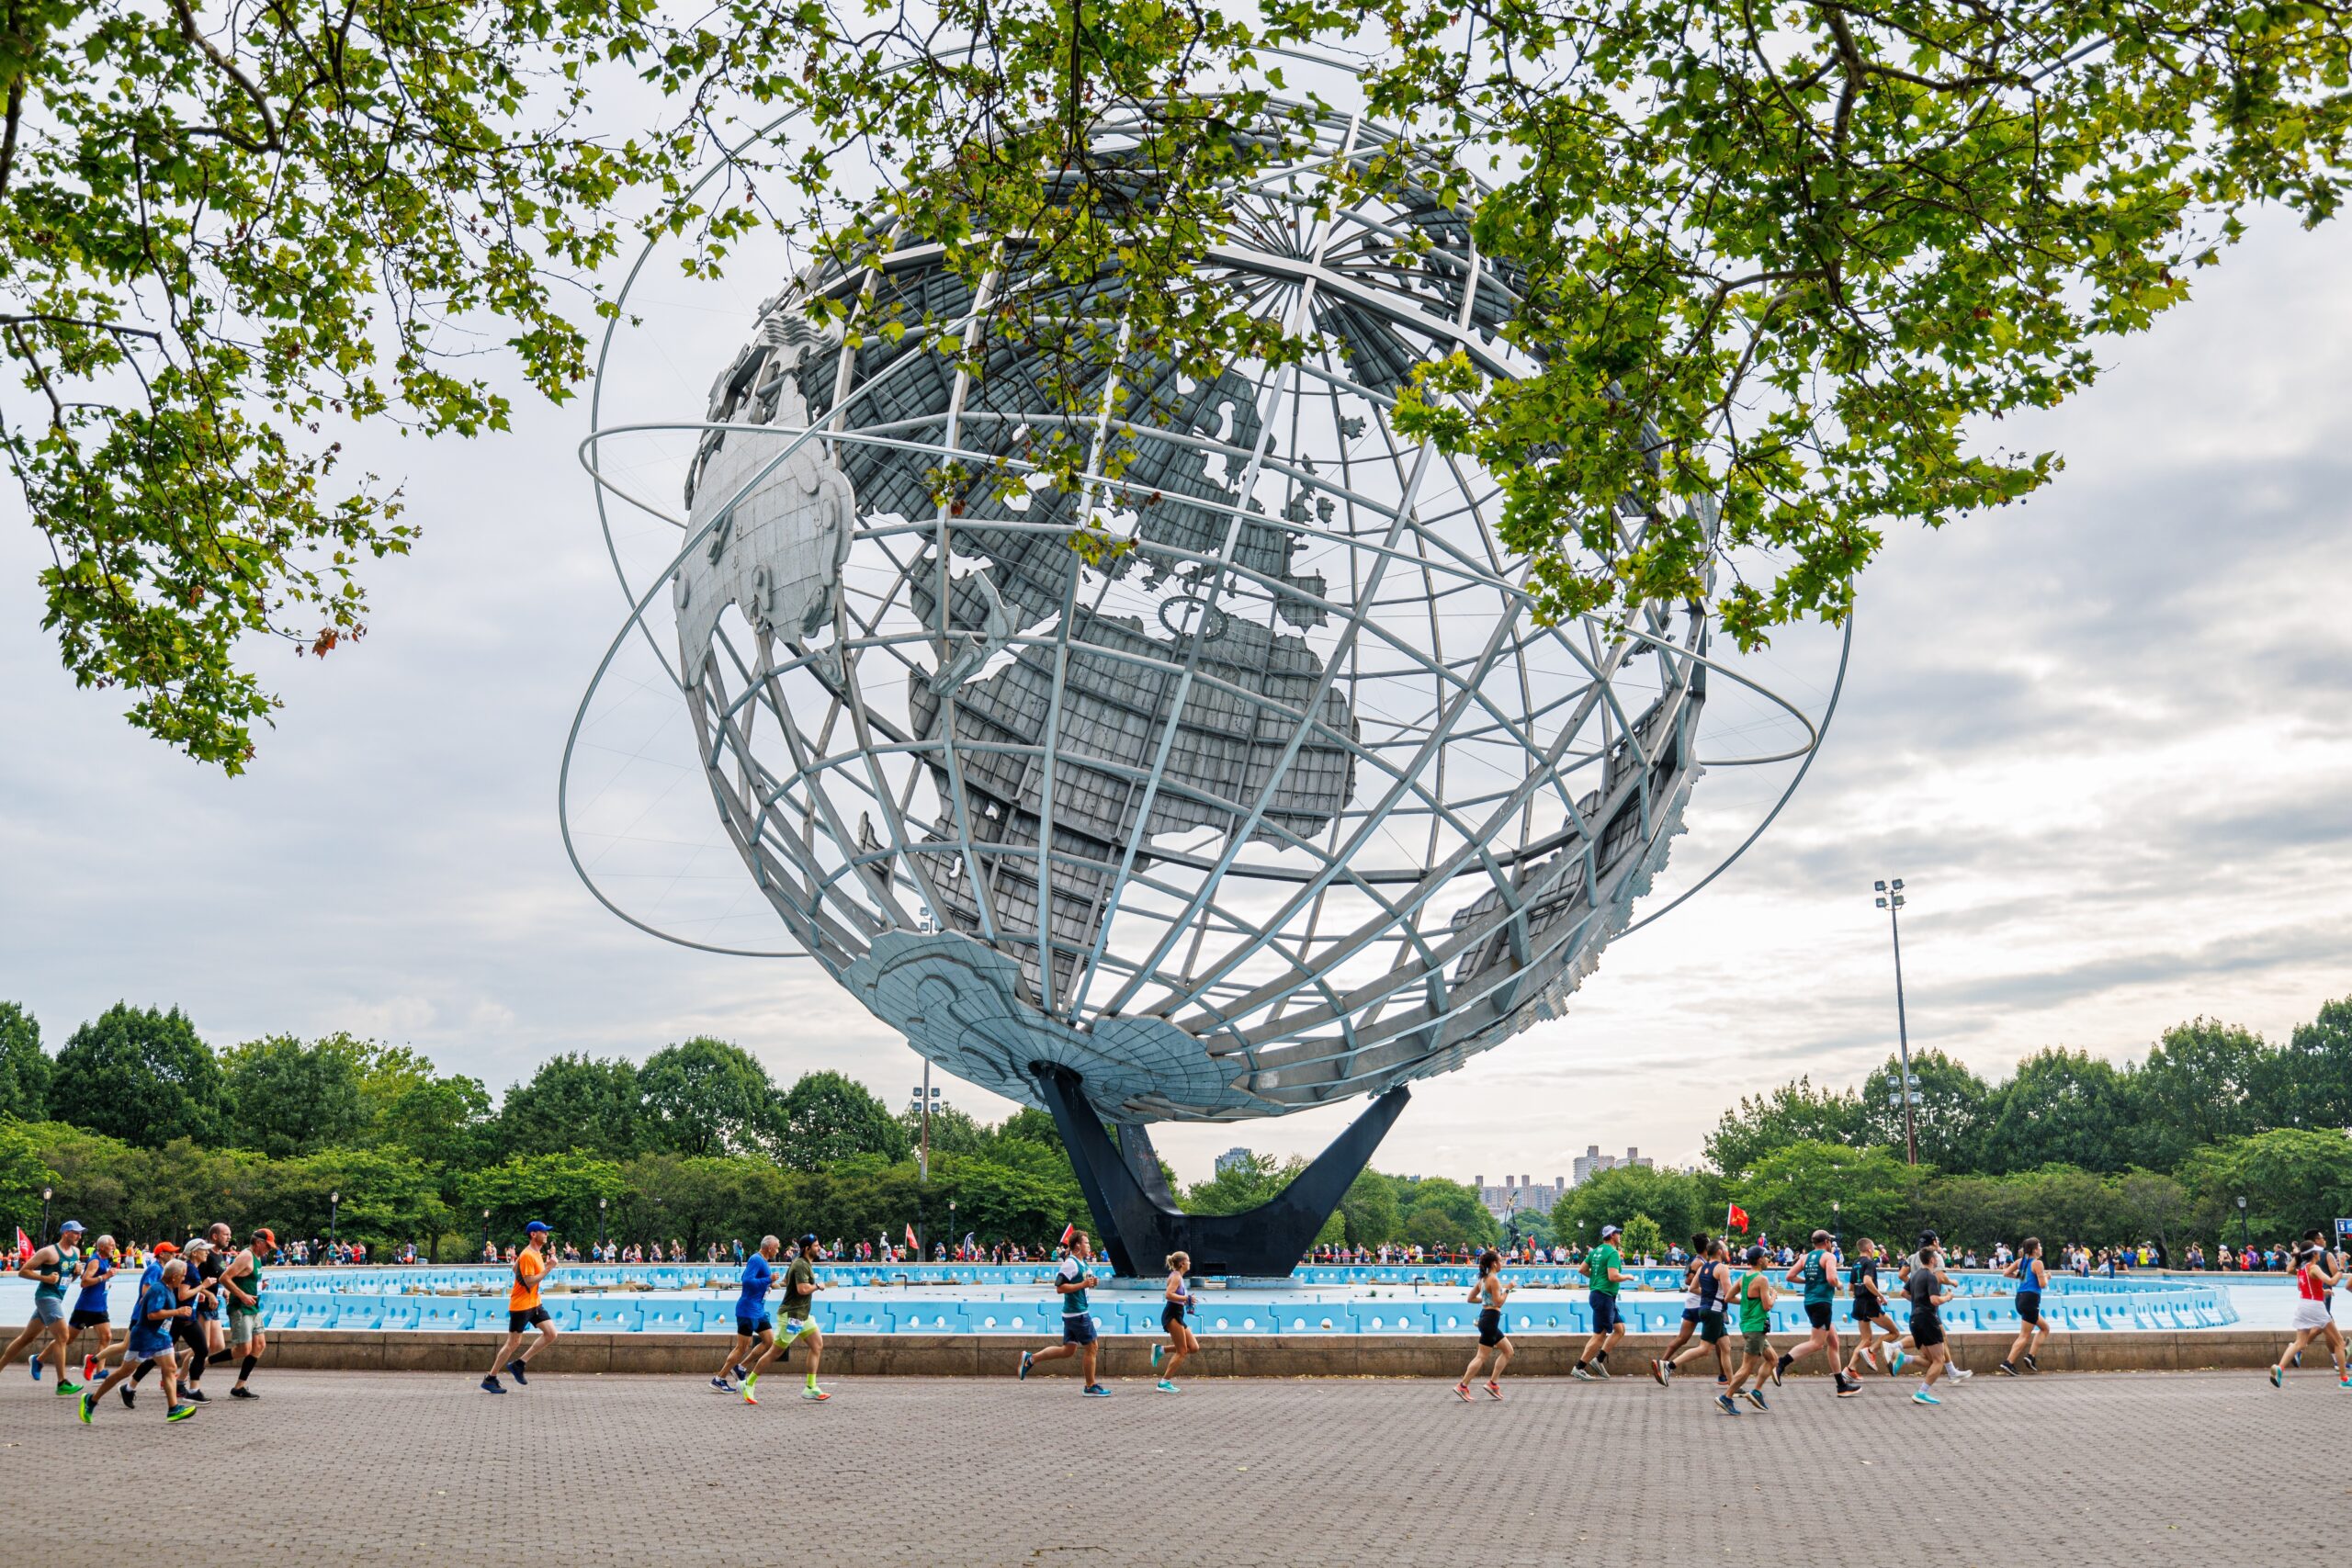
[153,1241,179,1256]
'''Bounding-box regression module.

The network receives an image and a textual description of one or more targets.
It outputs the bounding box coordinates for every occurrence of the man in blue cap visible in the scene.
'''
[6,1219,85,1393]
[481,1221,560,1393]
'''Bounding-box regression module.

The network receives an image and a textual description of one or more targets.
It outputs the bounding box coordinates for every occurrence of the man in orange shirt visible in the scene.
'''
[481,1221,560,1394]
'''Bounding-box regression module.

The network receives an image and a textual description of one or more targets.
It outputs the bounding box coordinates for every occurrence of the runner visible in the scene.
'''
[480,1221,559,1394]
[1656,1237,1734,1387]
[1998,1236,2052,1376]
[1017,1232,1108,1397]
[1152,1250,1196,1393]
[1649,1235,1712,1382]
[2268,1244,2346,1388]
[1453,1247,1513,1401]
[2307,1228,2350,1386]
[171,1238,221,1402]
[79,1256,197,1424]
[1716,1245,1777,1416]
[200,1223,235,1377]
[70,1234,119,1383]
[1842,1236,1905,1379]
[743,1233,828,1403]
[714,1235,779,1396]
[219,1228,273,1398]
[1774,1229,1859,1396]
[1903,1241,1956,1405]
[1570,1223,1626,1381]
[5,1219,84,1394]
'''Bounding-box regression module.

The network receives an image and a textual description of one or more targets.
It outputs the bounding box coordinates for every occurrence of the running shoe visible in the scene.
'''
[801,1384,829,1402]
[1453,1382,1471,1402]
[480,1376,505,1394]
[1887,1350,1906,1376]
[1080,1383,1111,1398]
[1949,1368,1973,1382]
[741,1385,759,1405]
[1649,1359,1669,1388]
[1589,1360,1611,1379]
[55,1379,82,1397]
[1569,1366,1594,1382]
[1997,1361,2018,1377]
[710,1376,735,1393]
[164,1403,196,1422]
[2022,1353,2039,1371]
[183,1388,208,1403]
[2336,1376,2350,1390]
[120,1385,135,1410]
[1833,1375,1858,1399]
[1151,1344,1164,1371]
[2270,1365,2285,1388]
[505,1359,528,1386]
[82,1354,96,1382]
[1017,1350,1034,1381]
[1157,1380,1180,1393]
[1770,1355,1788,1387]
[732,1362,751,1381]
[230,1386,257,1400]
[1484,1382,1503,1402]
[1911,1389,1940,1406]
[78,1392,96,1425]
[1743,1389,1769,1412]
[1714,1393,1740,1416]
[29,1353,41,1381]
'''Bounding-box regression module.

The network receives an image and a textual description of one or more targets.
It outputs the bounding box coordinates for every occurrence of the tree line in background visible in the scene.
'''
[3,998,2348,1264]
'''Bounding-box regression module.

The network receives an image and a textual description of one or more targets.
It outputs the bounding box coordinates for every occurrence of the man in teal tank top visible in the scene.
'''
[1773,1229,1859,1397]
[6,1220,85,1393]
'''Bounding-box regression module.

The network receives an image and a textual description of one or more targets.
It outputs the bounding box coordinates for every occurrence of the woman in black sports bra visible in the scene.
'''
[1454,1248,1513,1403]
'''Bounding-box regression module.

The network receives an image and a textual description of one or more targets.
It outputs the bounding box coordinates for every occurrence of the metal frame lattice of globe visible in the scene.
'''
[564,86,1837,1132]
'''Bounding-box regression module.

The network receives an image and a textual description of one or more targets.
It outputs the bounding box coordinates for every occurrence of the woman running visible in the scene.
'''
[1152,1251,1197,1393]
[1843,1236,1905,1378]
[1998,1236,2051,1376]
[70,1235,119,1383]
[1454,1248,1512,1401]
[2269,1245,2346,1388]
[1650,1235,1713,1383]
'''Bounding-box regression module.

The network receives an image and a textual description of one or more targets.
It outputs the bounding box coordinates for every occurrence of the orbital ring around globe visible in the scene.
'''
[561,79,1848,1128]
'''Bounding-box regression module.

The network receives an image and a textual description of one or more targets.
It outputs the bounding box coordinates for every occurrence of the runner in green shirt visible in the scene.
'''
[743,1234,829,1402]
[1570,1225,1627,1380]
[1717,1245,1779,1415]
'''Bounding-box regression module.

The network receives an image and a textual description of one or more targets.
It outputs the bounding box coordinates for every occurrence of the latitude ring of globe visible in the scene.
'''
[568,92,1829,1273]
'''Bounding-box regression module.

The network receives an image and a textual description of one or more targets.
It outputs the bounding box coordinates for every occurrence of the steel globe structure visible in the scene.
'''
[572,96,1826,1272]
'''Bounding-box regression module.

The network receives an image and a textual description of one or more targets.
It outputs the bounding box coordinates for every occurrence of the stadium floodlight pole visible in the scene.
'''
[1873,878,1917,1166]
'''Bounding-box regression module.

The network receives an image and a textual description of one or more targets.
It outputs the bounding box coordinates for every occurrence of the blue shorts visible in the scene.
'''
[735,1314,774,1338]
[31,1296,66,1325]
[1589,1292,1622,1333]
[1061,1314,1097,1346]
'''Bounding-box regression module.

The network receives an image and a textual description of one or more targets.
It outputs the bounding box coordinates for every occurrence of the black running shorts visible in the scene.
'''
[2016,1294,2041,1325]
[507,1306,552,1334]
[1804,1302,1833,1330]
[1908,1311,1945,1348]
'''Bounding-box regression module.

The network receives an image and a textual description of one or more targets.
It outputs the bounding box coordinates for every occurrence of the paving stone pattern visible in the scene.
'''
[1,1368,2343,1566]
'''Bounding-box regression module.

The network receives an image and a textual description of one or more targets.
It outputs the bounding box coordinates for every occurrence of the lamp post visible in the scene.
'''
[481,1207,492,1259]
[2236,1195,2250,1258]
[598,1196,608,1257]
[948,1199,958,1260]
[40,1185,52,1247]
[910,1064,940,1181]
[1873,878,1917,1166]
[1833,1199,1842,1256]
[329,1190,340,1256]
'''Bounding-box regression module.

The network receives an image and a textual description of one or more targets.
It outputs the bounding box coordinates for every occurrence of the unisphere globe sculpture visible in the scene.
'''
[574,102,1810,1272]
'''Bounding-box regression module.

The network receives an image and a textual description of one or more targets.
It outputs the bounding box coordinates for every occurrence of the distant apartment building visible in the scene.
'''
[1475,1174,1566,1219]
[1572,1145,1654,1185]
[1214,1146,1254,1177]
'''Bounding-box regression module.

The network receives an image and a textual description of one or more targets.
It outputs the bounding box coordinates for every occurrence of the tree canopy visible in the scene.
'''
[11,3,2350,765]
[49,1002,224,1146]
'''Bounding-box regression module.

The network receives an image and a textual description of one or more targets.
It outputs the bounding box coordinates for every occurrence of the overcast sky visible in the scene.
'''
[4,208,2348,1189]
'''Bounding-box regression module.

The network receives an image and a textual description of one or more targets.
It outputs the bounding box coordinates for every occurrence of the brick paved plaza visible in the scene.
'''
[1,1368,2339,1565]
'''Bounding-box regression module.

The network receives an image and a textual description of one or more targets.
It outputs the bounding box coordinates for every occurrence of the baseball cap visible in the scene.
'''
[1600,1224,1622,1239]
[153,1241,179,1256]
[252,1228,275,1247]
[1743,1244,1768,1264]
[525,1221,550,1234]
[59,1219,84,1234]
[185,1237,211,1253]
[798,1234,818,1247]
[1917,1229,1939,1247]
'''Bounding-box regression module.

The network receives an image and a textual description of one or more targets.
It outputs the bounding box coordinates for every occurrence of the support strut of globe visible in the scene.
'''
[571,99,1827,1276]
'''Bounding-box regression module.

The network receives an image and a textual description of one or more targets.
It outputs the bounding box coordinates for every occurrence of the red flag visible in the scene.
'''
[13,1226,28,1258]
[1057,1221,1077,1247]
[904,1223,919,1252]
[1726,1203,1750,1233]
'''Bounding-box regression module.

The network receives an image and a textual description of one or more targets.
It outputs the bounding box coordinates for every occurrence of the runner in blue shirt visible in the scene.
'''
[713,1235,780,1396]
[80,1257,197,1423]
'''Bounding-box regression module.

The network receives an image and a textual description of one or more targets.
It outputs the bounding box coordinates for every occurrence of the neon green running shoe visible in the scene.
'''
[164,1403,197,1422]
[801,1384,830,1402]
[55,1380,83,1396]
[77,1393,95,1425]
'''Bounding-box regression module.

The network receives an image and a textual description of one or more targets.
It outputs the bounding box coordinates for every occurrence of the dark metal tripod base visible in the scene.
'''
[1029,1063,1410,1278]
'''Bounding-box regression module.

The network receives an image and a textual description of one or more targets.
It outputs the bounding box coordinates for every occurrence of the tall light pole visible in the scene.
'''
[1874,878,1917,1166]
[598,1196,608,1257]
[910,1065,939,1181]
[40,1185,52,1247]
[329,1190,340,1256]
[481,1207,492,1260]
